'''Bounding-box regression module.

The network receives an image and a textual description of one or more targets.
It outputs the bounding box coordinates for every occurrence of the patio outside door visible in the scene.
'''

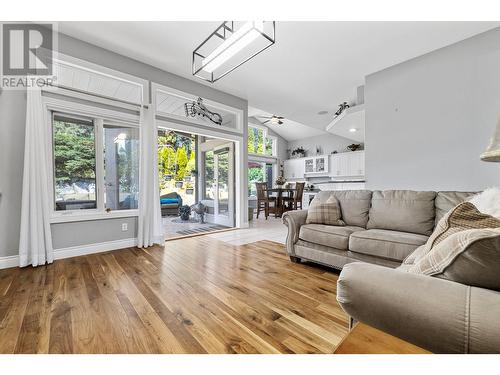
[204,143,234,227]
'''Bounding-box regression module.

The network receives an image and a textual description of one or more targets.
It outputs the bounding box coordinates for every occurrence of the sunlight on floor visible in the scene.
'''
[207,216,286,246]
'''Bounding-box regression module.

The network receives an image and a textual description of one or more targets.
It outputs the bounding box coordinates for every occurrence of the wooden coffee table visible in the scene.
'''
[334,323,431,354]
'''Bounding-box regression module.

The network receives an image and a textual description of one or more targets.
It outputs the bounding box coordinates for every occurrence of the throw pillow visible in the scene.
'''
[402,201,500,265]
[406,228,500,291]
[468,187,500,218]
[306,196,345,226]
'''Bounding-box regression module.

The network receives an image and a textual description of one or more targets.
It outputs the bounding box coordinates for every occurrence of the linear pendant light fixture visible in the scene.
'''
[193,21,275,83]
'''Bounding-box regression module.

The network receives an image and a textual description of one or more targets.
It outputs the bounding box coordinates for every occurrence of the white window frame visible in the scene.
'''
[43,95,141,224]
[248,123,278,159]
[152,82,247,228]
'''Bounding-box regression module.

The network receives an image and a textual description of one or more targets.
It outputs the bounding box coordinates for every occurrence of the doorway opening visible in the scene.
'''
[158,128,235,240]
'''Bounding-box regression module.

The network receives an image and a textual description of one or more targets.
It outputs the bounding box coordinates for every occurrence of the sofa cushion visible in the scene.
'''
[306,196,344,226]
[435,191,477,224]
[313,190,372,227]
[294,240,401,269]
[367,190,437,236]
[299,224,365,250]
[349,229,429,262]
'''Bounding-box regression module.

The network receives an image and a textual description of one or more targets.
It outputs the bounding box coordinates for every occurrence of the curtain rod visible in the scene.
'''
[45,84,149,109]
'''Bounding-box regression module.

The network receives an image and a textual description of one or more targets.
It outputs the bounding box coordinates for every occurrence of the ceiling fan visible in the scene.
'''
[256,115,285,125]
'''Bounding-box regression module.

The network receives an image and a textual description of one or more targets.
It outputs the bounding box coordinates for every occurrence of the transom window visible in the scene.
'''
[52,112,140,213]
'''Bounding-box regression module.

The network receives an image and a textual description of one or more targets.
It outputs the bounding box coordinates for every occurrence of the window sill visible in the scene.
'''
[50,209,139,224]
[248,153,277,160]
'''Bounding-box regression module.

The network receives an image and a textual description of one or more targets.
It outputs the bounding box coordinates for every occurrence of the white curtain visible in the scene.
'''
[137,106,164,248]
[19,87,54,267]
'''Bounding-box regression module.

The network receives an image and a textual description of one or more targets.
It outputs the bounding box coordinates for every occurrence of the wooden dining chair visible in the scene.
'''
[255,182,276,219]
[282,182,305,211]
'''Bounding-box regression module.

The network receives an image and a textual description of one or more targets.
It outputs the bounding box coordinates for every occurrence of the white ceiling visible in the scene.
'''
[59,21,500,141]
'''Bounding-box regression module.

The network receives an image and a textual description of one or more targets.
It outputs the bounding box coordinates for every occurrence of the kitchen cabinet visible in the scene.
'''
[304,155,329,176]
[283,151,364,181]
[283,158,305,180]
[330,151,364,177]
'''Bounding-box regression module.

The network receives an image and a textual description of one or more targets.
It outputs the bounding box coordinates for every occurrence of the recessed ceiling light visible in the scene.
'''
[317,110,328,115]
[349,128,357,133]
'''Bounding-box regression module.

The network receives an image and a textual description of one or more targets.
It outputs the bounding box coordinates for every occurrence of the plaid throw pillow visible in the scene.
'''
[306,196,345,226]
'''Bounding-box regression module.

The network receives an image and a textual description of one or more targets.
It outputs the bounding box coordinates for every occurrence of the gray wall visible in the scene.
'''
[365,27,500,191]
[0,31,247,258]
[51,217,138,249]
[0,91,26,257]
[287,133,358,158]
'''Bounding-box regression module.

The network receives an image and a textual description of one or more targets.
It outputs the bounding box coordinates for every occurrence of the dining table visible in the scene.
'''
[267,186,297,217]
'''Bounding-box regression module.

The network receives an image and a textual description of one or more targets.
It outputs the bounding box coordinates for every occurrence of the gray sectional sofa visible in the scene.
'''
[282,190,500,353]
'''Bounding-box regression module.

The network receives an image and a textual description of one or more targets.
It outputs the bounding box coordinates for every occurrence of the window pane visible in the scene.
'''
[265,163,273,189]
[103,125,139,210]
[204,150,215,200]
[265,137,274,156]
[248,161,265,197]
[217,150,229,216]
[158,129,197,207]
[248,161,275,197]
[248,127,264,154]
[53,114,96,211]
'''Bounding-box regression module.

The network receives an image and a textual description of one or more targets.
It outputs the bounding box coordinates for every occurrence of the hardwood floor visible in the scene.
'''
[334,323,431,354]
[0,237,349,354]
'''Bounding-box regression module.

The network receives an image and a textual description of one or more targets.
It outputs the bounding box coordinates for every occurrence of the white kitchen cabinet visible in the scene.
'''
[349,151,365,176]
[304,155,329,176]
[283,158,305,180]
[330,151,364,177]
[331,153,346,177]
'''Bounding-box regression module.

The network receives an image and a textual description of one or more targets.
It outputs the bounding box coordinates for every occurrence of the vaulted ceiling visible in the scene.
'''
[59,21,499,141]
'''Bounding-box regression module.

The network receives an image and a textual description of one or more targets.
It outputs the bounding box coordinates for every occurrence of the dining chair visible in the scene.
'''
[282,182,305,212]
[255,182,277,220]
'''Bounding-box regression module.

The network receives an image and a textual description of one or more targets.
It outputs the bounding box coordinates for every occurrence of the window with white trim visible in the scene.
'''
[52,111,139,213]
[248,125,277,157]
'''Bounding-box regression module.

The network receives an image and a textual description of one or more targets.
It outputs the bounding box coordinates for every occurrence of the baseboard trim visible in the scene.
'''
[0,255,20,269]
[0,238,138,270]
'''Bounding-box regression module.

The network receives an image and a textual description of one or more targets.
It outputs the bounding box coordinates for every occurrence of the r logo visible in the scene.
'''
[2,23,53,76]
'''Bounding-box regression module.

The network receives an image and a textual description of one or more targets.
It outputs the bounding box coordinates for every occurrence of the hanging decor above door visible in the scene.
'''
[192,21,276,83]
[184,97,223,125]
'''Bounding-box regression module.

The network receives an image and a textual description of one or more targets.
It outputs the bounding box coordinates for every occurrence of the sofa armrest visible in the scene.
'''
[282,210,308,256]
[337,262,500,353]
